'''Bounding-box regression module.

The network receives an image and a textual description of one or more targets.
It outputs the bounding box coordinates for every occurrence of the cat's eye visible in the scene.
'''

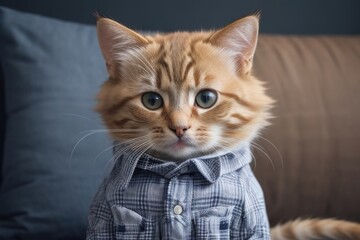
[195,89,217,109]
[142,92,163,110]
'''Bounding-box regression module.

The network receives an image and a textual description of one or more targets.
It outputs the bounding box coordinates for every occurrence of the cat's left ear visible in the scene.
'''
[96,18,149,76]
[208,16,259,75]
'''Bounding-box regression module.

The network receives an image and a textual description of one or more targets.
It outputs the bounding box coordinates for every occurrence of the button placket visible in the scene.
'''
[163,175,193,238]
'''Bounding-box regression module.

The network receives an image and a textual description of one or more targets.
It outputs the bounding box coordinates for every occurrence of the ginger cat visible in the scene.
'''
[87,15,360,240]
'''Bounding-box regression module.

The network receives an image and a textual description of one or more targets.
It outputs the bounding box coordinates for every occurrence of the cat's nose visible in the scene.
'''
[169,126,190,138]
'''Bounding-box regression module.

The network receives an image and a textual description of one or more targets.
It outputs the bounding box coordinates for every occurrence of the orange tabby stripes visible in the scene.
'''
[271,219,360,240]
[95,16,360,239]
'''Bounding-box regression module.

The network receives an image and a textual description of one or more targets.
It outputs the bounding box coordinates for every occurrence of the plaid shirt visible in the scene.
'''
[86,144,270,239]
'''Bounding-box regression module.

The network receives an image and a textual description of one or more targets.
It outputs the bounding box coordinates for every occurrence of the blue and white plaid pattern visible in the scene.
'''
[87,145,270,239]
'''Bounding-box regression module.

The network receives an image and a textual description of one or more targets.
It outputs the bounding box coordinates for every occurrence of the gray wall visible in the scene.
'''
[1,0,360,34]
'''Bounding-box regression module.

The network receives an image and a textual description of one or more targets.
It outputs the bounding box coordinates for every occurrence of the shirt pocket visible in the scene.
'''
[192,206,234,240]
[111,206,159,240]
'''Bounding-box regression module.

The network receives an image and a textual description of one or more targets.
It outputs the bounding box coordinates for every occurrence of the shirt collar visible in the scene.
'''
[111,142,252,191]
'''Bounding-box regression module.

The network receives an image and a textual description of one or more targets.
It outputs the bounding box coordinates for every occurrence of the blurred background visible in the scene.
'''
[1,0,360,34]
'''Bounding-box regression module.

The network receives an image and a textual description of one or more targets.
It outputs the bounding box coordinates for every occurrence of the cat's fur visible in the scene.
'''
[96,16,272,161]
[95,15,360,239]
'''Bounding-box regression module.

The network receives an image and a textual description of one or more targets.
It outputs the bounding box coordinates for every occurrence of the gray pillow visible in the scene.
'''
[0,7,112,240]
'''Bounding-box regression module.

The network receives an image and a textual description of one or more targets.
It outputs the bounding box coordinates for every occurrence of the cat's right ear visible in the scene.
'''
[207,16,259,75]
[96,18,149,76]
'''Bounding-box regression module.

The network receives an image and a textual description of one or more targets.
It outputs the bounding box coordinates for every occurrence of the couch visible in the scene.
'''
[0,5,359,240]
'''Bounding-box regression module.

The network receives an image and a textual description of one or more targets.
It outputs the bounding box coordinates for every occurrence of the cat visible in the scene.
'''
[87,15,360,239]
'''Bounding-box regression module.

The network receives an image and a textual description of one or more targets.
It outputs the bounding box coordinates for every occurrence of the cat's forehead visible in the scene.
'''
[121,31,235,98]
[144,32,226,89]
[151,31,209,49]
[150,32,211,62]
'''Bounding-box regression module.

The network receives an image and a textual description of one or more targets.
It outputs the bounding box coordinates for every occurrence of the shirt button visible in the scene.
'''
[173,205,183,215]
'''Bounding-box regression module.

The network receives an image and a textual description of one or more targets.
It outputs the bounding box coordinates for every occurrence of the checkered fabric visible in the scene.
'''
[86,144,270,239]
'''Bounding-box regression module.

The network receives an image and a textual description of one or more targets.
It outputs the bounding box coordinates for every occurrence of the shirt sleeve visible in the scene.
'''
[239,165,271,240]
[86,178,116,240]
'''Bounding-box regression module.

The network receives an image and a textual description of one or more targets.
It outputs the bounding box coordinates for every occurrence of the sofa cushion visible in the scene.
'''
[0,7,111,239]
[0,63,4,182]
[253,35,360,224]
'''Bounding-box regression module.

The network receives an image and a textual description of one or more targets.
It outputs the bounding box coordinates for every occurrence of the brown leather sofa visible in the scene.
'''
[253,35,360,225]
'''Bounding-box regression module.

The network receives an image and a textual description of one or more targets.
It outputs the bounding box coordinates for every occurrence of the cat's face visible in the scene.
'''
[96,16,273,161]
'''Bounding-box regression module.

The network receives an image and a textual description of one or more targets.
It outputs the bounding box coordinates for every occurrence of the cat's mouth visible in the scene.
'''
[156,138,198,160]
[152,136,215,160]
[167,137,196,151]
[172,139,192,150]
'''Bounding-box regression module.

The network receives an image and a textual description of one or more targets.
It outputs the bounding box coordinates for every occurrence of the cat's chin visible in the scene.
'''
[170,139,193,151]
[148,136,232,161]
[148,144,205,162]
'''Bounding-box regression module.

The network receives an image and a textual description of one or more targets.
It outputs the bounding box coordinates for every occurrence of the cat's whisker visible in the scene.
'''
[80,128,143,134]
[249,150,258,171]
[69,131,101,167]
[250,143,268,171]
[251,141,267,153]
[256,135,284,168]
[218,133,267,166]
[92,142,123,165]
[208,146,226,160]
[120,134,150,143]
[215,142,242,159]
[100,141,144,170]
[145,146,156,160]
[131,143,153,160]
[215,139,259,170]
[71,128,146,167]
[250,142,276,171]
[132,142,156,167]
[126,140,149,156]
[79,129,108,134]
[114,135,152,159]
[99,135,151,171]
[119,140,154,168]
[105,148,124,170]
[105,143,135,169]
